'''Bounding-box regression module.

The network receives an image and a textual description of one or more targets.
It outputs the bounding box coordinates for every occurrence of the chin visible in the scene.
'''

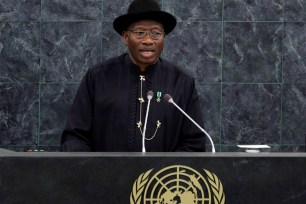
[142,58,158,64]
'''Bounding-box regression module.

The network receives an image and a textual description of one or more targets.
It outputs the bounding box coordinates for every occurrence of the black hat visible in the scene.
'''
[113,0,177,35]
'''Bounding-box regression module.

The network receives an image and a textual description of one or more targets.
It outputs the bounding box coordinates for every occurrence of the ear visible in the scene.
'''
[122,31,129,45]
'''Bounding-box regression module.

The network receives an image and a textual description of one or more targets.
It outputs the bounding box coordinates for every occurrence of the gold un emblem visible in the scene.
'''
[130,165,225,204]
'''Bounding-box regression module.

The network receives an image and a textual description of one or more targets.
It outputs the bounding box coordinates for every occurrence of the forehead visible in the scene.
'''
[128,20,164,30]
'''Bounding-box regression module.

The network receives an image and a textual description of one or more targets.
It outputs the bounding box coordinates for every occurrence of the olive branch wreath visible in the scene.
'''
[204,169,225,204]
[130,168,225,204]
[130,169,152,204]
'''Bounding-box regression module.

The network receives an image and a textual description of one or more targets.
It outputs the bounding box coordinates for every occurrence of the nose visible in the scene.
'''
[141,34,154,44]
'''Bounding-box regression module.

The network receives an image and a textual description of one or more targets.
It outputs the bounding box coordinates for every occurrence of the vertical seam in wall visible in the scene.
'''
[279,0,285,151]
[101,0,104,62]
[37,0,43,150]
[220,0,225,151]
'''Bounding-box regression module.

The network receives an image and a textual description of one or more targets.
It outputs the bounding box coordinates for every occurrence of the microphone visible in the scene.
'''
[142,90,154,153]
[164,94,216,153]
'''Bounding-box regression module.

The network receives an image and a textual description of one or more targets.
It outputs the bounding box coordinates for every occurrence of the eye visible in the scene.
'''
[134,31,145,37]
[151,32,162,38]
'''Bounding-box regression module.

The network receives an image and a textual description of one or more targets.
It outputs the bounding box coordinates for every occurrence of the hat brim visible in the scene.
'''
[113,11,177,35]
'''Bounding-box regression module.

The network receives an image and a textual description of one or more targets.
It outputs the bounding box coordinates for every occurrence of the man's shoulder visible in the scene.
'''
[88,54,125,73]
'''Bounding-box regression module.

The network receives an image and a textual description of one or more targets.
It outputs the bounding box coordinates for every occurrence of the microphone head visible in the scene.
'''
[147,90,154,100]
[164,94,172,103]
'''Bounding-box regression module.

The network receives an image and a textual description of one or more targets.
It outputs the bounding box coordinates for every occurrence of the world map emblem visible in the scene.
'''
[130,165,225,204]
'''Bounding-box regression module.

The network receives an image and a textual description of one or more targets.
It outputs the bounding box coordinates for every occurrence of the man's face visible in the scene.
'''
[123,20,165,71]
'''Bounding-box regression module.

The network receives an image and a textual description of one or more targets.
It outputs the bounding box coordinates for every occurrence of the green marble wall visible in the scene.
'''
[0,0,305,152]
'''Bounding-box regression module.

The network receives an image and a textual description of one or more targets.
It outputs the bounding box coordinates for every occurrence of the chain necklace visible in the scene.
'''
[136,75,161,140]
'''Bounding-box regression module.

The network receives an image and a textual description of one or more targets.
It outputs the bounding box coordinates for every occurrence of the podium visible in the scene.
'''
[0,150,306,204]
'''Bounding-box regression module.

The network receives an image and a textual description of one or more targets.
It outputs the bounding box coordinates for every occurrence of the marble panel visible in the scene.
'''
[284,0,306,21]
[163,0,222,21]
[0,0,40,21]
[0,83,39,145]
[101,21,127,61]
[283,22,306,83]
[0,22,40,82]
[102,0,134,21]
[41,21,102,82]
[163,22,222,83]
[221,84,281,145]
[223,22,283,83]
[224,0,284,21]
[280,145,305,152]
[38,145,61,152]
[42,0,102,21]
[282,84,306,144]
[39,83,79,146]
[196,83,221,144]
[0,146,33,152]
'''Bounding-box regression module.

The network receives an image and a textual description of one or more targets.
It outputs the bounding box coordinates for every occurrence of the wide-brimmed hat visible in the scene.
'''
[113,0,177,35]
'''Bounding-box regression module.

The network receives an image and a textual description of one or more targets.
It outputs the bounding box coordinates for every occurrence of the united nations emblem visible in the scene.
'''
[130,165,225,204]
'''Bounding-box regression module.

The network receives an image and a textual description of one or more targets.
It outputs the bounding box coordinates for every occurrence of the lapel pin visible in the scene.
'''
[156,91,162,102]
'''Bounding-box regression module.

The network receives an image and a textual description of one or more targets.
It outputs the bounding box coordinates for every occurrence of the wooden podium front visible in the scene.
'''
[0,150,305,204]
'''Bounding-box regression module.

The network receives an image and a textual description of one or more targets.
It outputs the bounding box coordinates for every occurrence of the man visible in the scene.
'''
[61,0,206,152]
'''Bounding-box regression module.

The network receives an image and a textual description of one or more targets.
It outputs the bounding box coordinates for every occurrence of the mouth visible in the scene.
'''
[139,49,155,57]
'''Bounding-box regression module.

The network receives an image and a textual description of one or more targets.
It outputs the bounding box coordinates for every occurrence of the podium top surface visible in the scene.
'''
[0,148,306,158]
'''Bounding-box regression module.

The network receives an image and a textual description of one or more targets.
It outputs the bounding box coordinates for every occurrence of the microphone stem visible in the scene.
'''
[170,99,216,153]
[142,98,151,153]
